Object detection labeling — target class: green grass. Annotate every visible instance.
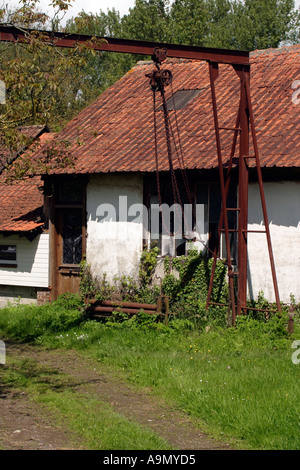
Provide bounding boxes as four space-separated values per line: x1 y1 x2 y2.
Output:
46 321 300 449
0 356 171 450
1 295 300 450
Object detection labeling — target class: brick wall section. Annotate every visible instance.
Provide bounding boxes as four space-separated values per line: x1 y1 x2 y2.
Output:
37 288 51 305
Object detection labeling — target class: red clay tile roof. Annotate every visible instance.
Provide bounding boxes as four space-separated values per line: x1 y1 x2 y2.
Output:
0 130 54 232
0 125 50 172
32 44 300 174
0 176 44 232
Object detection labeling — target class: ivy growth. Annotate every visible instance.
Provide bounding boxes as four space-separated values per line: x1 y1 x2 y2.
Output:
138 243 159 287
79 246 161 305
162 249 228 323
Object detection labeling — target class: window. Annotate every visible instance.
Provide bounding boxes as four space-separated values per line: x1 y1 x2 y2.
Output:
62 211 83 265
147 177 188 257
145 174 205 257
145 175 237 260
157 89 201 112
0 245 17 267
54 177 85 267
56 177 84 205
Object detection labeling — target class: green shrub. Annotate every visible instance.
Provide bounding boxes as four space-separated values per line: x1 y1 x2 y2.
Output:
79 245 161 305
139 243 159 287
79 245 296 335
162 249 228 325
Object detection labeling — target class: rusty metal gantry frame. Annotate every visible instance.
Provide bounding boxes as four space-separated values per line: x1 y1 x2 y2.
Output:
0 25 282 321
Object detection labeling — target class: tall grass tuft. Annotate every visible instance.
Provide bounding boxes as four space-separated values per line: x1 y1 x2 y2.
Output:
0 293 83 342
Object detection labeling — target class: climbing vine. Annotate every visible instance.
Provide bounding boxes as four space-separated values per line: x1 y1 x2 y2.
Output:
79 245 229 324
138 243 159 287
162 249 228 322
79 245 160 304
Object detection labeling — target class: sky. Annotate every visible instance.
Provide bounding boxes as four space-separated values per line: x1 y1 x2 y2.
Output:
6 0 300 24
46 0 136 19
7 0 136 21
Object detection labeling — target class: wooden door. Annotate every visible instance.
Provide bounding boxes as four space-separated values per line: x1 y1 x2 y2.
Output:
50 177 86 300
55 208 83 297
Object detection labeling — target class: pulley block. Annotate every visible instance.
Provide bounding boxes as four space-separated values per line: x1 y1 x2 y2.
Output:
145 68 173 92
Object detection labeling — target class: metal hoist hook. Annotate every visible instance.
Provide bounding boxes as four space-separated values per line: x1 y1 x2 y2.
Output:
145 47 172 92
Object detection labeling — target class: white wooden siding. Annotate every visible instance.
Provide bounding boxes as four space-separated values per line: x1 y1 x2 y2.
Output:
0 233 49 287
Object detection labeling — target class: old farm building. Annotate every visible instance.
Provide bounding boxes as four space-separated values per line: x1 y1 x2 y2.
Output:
0 44 300 307
0 127 54 306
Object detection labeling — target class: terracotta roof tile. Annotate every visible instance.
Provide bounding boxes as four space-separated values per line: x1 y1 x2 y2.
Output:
0 176 44 232
0 125 49 172
29 44 300 174
0 130 54 232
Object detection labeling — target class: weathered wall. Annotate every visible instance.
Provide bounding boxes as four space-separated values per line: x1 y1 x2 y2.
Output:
86 174 144 283
85 176 300 304
247 181 300 303
0 285 37 308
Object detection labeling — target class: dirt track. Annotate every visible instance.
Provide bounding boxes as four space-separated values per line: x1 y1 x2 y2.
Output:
0 342 233 450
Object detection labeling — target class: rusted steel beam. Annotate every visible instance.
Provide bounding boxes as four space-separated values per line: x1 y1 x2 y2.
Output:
91 299 157 310
208 301 229 307
288 311 294 335
0 24 250 65
208 61 237 324
241 305 277 314
94 306 158 315
209 302 277 315
244 77 282 314
236 66 250 316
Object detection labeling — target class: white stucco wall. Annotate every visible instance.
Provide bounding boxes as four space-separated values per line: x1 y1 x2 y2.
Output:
86 175 300 303
247 181 300 303
86 174 144 282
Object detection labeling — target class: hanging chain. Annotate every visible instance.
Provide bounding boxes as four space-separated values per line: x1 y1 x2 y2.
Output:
160 85 183 210
153 90 162 207
147 54 227 262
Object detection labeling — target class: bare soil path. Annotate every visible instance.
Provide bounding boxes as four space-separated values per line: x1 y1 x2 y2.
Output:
0 342 234 451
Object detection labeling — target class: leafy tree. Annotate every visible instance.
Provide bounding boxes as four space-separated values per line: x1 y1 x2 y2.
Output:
121 0 171 42
1 0 299 175
0 0 102 171
168 0 299 49
64 1 172 94
168 0 210 45
65 10 136 93
65 8 123 37
240 0 299 49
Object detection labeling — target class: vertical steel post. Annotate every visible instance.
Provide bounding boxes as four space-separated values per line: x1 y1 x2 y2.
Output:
236 66 250 315
206 104 241 311
244 76 282 314
207 63 281 318
209 61 236 323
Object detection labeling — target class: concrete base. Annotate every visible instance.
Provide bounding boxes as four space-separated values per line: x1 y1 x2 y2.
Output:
0 285 51 308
